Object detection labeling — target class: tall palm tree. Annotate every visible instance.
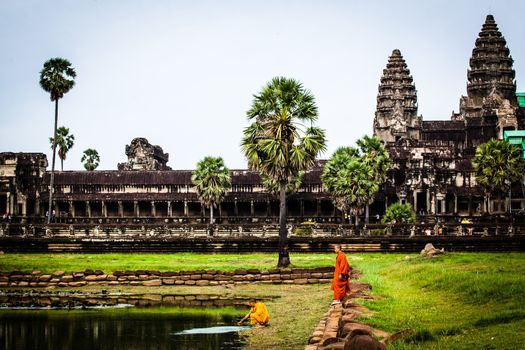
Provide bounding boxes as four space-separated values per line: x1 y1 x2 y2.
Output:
241 77 326 267
49 126 75 171
81 149 100 171
356 135 391 223
191 156 232 225
472 139 525 213
40 58 76 223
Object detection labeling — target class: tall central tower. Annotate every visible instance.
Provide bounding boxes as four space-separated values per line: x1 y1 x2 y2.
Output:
373 49 421 142
459 14 517 119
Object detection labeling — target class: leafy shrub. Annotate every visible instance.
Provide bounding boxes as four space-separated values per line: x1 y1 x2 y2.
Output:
381 203 416 224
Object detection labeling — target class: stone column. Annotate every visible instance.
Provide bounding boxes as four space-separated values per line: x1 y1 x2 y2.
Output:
429 193 435 215
250 201 254 217
234 199 238 216
441 199 446 214
102 201 107 217
134 201 139 217
151 201 156 217
413 191 418 212
454 194 458 214
426 189 431 213
69 201 75 217
218 203 222 218
167 201 172 217
86 201 91 218
118 201 123 217
184 200 188 216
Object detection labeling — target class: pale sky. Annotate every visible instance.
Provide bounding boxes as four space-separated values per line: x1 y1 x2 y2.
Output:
1 0 524 170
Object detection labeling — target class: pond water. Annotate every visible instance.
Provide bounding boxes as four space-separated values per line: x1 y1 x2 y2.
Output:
0 306 247 350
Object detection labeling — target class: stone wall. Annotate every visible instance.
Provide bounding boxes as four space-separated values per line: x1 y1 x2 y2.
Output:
0 267 352 289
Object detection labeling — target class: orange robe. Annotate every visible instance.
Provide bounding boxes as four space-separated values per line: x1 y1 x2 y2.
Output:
249 302 270 325
331 251 351 300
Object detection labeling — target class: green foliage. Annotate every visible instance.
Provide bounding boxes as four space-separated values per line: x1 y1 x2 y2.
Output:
81 148 100 171
381 202 416 224
49 126 75 171
322 136 390 217
241 77 326 186
472 138 525 195
39 58 76 101
191 156 231 222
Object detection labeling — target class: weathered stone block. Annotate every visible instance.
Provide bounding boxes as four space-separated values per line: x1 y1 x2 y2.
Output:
190 274 201 280
174 280 185 285
52 270 65 277
143 280 162 286
234 269 247 275
195 280 209 286
129 281 142 286
185 280 196 285
162 279 175 285
293 279 308 284
307 278 319 284
107 275 117 281
201 274 214 280
39 275 52 282
311 272 324 278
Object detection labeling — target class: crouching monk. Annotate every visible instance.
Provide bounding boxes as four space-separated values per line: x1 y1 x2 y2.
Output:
331 244 351 305
238 299 270 326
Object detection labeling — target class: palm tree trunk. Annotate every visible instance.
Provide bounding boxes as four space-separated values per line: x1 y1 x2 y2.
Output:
61 157 63 172
210 205 214 224
365 204 370 224
278 181 290 267
47 99 59 224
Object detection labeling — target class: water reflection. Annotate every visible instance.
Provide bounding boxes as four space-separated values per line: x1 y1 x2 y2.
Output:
0 307 246 350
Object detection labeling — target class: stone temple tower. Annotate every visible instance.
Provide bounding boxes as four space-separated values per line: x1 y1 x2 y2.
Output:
373 49 421 142
458 14 517 120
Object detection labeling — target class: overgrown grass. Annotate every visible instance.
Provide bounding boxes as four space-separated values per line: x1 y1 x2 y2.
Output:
350 253 525 349
0 252 335 273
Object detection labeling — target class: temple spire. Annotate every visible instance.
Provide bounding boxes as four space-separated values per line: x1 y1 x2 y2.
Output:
466 14 516 105
373 49 421 142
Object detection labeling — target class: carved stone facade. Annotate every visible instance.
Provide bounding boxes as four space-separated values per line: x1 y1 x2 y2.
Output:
117 138 171 171
376 15 524 216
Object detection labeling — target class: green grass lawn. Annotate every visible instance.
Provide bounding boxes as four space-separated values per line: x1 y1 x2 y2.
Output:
1 252 524 349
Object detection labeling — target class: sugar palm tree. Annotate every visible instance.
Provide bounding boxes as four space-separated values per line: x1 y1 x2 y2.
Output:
191 156 232 224
40 58 76 223
472 139 525 213
322 147 378 230
49 126 75 171
81 149 100 171
241 77 326 267
356 135 391 223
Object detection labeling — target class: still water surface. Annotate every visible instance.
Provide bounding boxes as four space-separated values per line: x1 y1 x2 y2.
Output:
0 307 247 350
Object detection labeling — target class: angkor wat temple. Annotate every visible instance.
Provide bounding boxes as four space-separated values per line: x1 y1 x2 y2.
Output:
1 15 524 225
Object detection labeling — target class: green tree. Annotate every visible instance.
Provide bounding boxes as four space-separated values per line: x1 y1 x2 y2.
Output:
381 202 416 224
81 149 100 171
472 139 525 213
40 58 76 223
191 156 232 225
241 77 326 267
356 135 391 223
49 126 75 171
322 147 378 229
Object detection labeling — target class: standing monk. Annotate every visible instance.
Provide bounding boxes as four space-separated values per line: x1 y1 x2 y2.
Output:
331 244 350 305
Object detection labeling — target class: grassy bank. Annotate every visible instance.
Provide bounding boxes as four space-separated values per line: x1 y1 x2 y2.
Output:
1 252 524 349
0 252 334 273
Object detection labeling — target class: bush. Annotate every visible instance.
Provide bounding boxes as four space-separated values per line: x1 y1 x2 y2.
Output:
381 203 416 224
